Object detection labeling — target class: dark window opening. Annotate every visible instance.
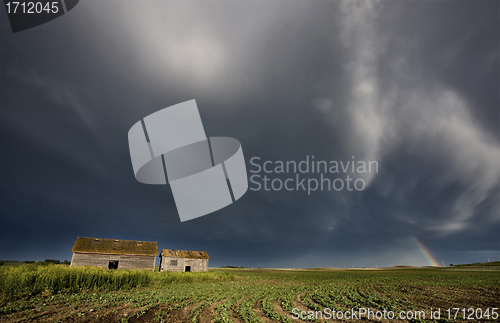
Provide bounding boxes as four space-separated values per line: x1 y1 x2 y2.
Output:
185 266 191 272
170 259 178 266
108 260 119 269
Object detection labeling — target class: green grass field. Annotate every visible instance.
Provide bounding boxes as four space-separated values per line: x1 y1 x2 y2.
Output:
0 263 499 322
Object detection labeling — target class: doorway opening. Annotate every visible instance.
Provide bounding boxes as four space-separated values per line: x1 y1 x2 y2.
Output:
108 260 119 269
185 266 191 272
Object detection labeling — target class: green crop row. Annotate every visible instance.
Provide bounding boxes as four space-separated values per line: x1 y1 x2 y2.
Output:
0 264 235 298
1 266 499 322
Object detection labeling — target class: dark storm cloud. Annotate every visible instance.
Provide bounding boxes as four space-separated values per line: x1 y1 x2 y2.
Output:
0 1 498 267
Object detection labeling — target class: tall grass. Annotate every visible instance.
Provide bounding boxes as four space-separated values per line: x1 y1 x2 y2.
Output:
0 264 234 298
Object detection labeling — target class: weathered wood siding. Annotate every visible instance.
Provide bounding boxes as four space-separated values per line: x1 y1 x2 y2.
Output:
71 252 155 271
160 256 208 272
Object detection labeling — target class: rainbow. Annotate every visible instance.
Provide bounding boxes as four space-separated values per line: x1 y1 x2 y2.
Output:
411 236 441 267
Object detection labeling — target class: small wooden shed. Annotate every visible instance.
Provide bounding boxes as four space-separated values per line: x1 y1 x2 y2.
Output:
70 237 158 271
159 249 210 272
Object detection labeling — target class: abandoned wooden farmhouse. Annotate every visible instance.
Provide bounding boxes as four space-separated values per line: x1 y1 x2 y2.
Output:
70 237 158 271
159 249 210 272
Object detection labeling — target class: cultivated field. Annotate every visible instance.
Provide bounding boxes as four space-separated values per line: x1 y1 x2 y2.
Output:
0 263 499 322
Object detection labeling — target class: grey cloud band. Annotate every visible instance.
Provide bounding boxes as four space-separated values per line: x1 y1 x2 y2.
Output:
128 100 248 222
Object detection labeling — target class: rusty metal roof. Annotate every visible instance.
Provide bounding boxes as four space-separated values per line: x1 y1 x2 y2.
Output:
72 237 158 256
161 249 210 259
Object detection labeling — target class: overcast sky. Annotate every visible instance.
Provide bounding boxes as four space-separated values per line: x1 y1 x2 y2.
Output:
1 0 498 268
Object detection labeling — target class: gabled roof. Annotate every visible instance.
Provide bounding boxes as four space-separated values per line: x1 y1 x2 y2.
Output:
72 237 158 256
161 249 210 259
